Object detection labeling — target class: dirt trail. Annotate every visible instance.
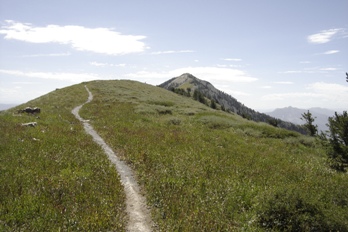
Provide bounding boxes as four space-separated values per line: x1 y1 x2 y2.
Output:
72 85 153 232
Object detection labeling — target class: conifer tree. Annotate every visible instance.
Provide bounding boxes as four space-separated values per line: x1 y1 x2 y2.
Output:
322 111 348 171
301 110 318 136
210 99 217 109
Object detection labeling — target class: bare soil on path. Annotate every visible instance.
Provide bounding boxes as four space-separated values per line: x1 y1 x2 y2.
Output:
72 85 153 232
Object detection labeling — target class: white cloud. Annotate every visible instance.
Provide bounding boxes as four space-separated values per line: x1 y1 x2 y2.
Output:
0 20 147 55
0 69 101 83
274 81 293 85
280 70 306 74
307 82 348 106
228 90 250 96
22 52 71 57
222 58 242 61
308 82 348 94
90 62 126 67
319 67 337 71
323 50 339 55
90 62 108 67
261 82 348 109
125 66 257 84
151 50 194 55
307 28 343 44
260 86 272 89
262 92 323 101
281 66 338 74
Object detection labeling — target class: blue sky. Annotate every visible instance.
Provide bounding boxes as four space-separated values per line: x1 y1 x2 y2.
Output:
0 0 347 110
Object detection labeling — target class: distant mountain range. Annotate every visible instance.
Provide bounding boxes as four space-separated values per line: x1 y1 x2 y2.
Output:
266 107 337 132
159 73 306 134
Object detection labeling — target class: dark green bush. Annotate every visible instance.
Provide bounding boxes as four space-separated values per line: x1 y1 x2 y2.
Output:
258 190 345 231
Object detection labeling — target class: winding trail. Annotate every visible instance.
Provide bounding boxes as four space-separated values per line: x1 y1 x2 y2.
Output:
72 85 153 232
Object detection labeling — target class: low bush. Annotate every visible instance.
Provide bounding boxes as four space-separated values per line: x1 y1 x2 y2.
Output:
167 117 181 125
258 190 346 231
197 115 236 129
147 100 175 107
284 136 317 147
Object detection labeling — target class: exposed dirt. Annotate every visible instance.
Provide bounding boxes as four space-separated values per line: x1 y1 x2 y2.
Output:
72 85 153 232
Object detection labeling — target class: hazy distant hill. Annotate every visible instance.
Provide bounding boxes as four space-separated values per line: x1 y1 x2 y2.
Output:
159 73 306 134
266 106 336 132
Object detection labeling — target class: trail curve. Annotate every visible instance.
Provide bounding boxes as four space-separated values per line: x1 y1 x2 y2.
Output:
72 85 153 232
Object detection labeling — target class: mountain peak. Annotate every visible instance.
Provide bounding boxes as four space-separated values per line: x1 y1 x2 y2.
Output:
172 73 197 85
159 73 306 134
179 73 195 78
158 73 211 92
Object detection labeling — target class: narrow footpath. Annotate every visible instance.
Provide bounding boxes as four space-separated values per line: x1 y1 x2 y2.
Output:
72 85 153 232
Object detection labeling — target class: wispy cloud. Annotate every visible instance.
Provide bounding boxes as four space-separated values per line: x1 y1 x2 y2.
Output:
262 82 348 109
151 50 194 55
308 82 348 93
89 62 126 67
125 66 257 84
280 70 307 74
319 67 337 71
307 82 348 105
280 66 339 74
89 62 108 67
322 50 339 55
228 90 250 96
307 28 343 44
22 52 71 57
221 58 242 62
260 86 272 89
0 20 147 55
262 92 323 101
0 69 101 83
273 81 293 85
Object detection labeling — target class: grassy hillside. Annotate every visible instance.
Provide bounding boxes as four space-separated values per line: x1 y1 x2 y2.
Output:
0 84 126 231
1 80 348 231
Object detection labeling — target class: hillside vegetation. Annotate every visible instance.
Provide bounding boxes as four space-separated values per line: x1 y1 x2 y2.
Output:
0 84 126 231
1 80 348 231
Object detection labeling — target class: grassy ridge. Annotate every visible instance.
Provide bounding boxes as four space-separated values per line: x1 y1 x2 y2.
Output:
1 80 347 231
0 84 126 231
81 80 348 231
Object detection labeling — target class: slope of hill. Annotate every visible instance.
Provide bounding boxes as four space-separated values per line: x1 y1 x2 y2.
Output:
1 80 347 231
0 84 127 231
159 73 306 134
267 106 336 132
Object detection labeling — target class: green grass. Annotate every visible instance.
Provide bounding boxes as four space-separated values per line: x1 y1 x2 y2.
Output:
1 80 347 231
0 84 126 231
79 80 348 231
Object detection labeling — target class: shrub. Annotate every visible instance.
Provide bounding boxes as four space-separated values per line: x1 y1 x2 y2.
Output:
198 115 234 129
258 190 343 231
284 136 316 147
148 100 175 107
167 117 181 125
